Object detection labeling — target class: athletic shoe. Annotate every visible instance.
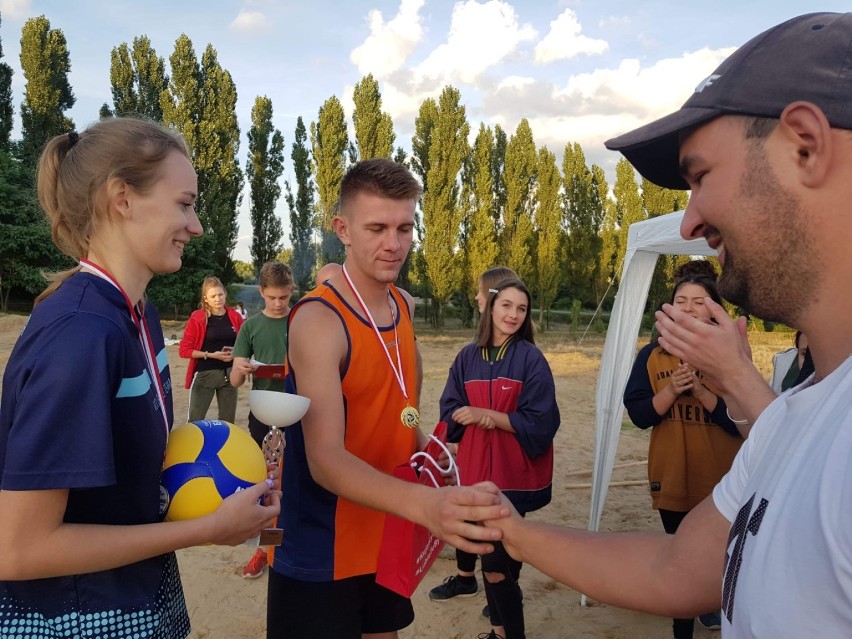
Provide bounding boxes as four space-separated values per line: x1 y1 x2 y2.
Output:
476 632 504 639
428 575 478 601
241 548 268 579
698 612 722 630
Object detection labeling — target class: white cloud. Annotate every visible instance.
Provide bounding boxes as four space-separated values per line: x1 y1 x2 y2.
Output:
478 46 735 172
229 10 271 33
350 0 426 78
415 0 536 85
534 8 608 64
557 47 734 119
0 0 31 19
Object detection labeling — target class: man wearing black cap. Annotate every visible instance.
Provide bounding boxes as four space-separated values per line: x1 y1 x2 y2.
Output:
485 12 852 638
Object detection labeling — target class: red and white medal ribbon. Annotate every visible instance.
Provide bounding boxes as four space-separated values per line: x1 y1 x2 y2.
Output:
79 259 170 440
341 264 419 428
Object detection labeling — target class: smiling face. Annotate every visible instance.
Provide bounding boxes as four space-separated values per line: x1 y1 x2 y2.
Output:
335 191 415 288
678 116 819 324
490 286 529 345
672 282 713 323
123 150 202 278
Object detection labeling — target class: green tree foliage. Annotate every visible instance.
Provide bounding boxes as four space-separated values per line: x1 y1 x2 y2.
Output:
613 158 646 285
491 124 508 239
411 98 437 194
0 17 14 150
310 96 348 264
160 34 200 152
284 116 316 292
161 38 243 281
421 86 469 327
462 124 499 313
0 150 71 310
409 97 439 302
246 95 285 275
562 142 604 306
232 260 254 282
103 36 167 120
595 164 618 296
19 16 75 168
535 146 561 328
502 119 537 282
393 146 407 166
642 178 691 311
106 43 134 116
194 45 243 282
352 74 394 160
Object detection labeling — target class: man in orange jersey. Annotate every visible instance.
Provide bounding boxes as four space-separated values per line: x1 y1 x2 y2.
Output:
266 158 507 639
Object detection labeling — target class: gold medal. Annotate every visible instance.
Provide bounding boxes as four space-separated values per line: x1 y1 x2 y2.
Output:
401 405 420 429
342 265 418 431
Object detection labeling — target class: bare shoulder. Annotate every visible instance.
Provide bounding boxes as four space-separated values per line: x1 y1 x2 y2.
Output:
396 287 416 318
289 299 347 359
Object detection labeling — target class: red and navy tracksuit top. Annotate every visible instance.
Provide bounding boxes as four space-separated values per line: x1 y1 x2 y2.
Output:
441 338 560 514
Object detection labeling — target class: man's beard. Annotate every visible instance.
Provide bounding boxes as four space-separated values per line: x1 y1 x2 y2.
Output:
716 144 819 325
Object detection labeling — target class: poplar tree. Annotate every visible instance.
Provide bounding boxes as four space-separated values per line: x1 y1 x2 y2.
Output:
195 44 243 281
246 95 285 274
463 123 499 312
411 98 438 193
311 96 348 264
491 124 508 239
409 97 439 305
562 142 603 306
502 119 537 282
643 178 691 310
421 86 469 326
154 35 239 303
536 146 561 327
352 73 394 160
106 43 135 116
284 116 315 292
613 158 646 285
161 34 201 153
593 164 618 298
0 16 13 149
19 15 75 168
103 36 168 120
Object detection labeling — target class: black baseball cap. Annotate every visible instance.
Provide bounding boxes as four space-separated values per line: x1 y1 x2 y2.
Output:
605 12 852 190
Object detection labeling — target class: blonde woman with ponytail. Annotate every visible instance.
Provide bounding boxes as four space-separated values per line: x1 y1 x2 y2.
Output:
0 118 280 637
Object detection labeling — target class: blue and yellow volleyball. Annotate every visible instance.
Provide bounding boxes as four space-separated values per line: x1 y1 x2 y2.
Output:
161 420 266 521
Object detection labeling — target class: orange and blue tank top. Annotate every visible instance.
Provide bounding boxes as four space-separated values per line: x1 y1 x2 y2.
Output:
273 281 418 581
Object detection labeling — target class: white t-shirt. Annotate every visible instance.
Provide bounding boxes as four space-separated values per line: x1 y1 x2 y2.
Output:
713 356 852 638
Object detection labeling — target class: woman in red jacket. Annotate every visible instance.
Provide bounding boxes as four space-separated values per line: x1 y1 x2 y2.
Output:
440 278 560 639
179 276 243 422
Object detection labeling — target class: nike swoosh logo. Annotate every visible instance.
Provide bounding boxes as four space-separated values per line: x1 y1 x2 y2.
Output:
501 385 512 390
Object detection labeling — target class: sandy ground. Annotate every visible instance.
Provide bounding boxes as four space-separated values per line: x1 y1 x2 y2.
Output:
2 313 790 638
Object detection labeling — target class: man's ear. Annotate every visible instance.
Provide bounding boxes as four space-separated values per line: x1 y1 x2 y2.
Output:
778 101 833 187
332 215 351 247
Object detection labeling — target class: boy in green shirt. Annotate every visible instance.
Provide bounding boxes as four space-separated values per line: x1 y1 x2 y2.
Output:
230 260 295 578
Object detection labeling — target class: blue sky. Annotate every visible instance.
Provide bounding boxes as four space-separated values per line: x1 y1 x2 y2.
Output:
0 1 847 260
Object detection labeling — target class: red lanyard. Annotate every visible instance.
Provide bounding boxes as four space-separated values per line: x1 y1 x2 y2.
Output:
79 260 170 440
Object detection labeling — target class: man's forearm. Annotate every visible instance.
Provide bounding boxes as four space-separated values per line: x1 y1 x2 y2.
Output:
499 499 726 617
